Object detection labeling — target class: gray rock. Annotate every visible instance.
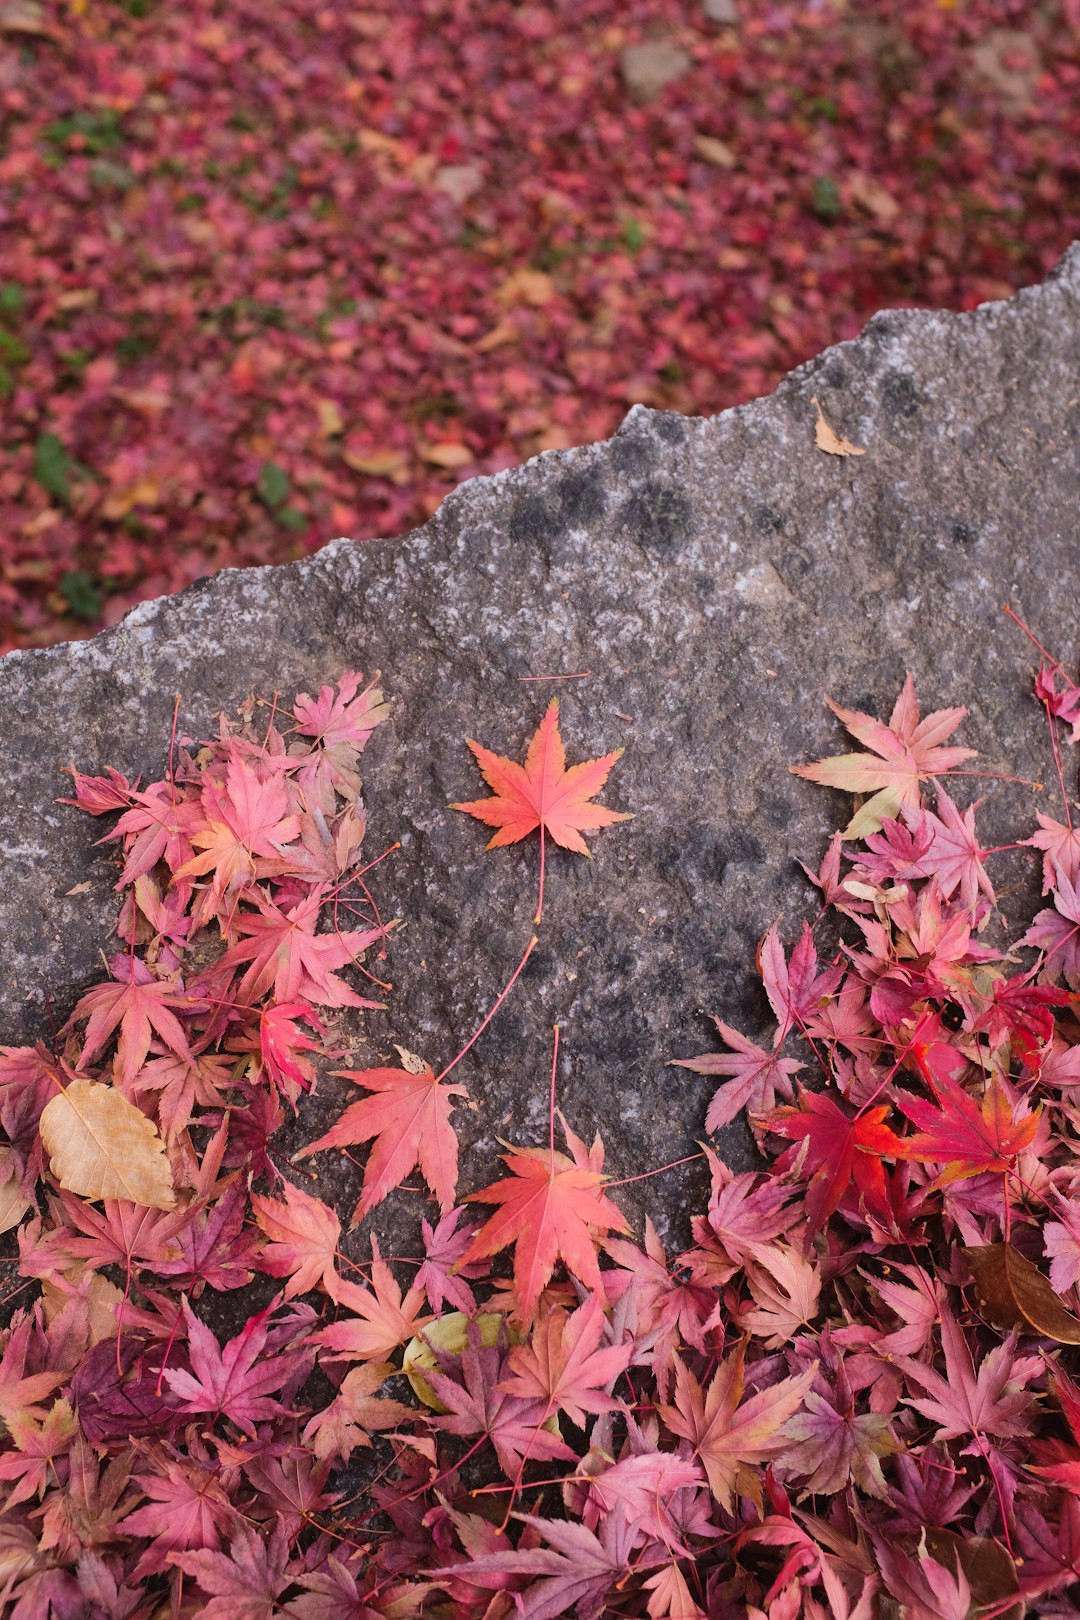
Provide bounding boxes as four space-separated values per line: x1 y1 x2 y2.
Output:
703 0 739 24
620 41 692 100
2 249 1079 1252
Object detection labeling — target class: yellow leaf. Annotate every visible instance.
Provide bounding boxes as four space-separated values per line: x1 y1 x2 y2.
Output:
40 1080 175 1209
497 267 556 307
317 399 344 438
693 134 737 169
343 447 408 479
421 441 473 469
812 395 866 458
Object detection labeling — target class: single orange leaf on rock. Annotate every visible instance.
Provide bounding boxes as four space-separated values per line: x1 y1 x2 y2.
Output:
460 1119 628 1322
295 1052 465 1224
450 698 630 856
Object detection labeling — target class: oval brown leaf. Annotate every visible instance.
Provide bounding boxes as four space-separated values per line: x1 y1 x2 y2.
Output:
40 1079 175 1209
924 1528 1023 1620
966 1241 1080 1344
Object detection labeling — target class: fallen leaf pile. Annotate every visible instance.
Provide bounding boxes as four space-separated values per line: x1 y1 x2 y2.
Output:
6 639 1080 1614
0 0 1078 648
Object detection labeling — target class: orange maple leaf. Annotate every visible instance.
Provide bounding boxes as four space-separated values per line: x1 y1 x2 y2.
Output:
452 699 629 847
894 1067 1040 1187
460 1118 629 1322
294 1059 465 1224
659 1341 815 1511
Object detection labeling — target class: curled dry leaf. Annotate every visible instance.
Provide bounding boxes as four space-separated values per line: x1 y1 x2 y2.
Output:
966 1242 1080 1345
812 394 866 458
39 1079 175 1210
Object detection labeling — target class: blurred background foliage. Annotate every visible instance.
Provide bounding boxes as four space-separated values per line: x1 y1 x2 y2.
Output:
0 0 1076 648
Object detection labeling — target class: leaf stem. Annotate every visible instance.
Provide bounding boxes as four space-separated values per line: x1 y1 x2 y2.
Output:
434 934 539 1085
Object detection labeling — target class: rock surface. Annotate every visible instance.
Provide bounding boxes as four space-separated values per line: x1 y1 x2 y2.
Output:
1 248 1079 1245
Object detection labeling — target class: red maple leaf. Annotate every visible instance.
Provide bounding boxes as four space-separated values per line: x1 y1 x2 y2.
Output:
294 1058 465 1222
894 1308 1037 1446
791 673 977 839
451 699 630 918
115 1456 238 1578
460 1118 629 1322
894 1069 1040 1186
310 1238 430 1362
760 1087 905 1230
427 1317 577 1478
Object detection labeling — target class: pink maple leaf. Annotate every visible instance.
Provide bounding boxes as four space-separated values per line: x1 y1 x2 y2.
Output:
163 1300 310 1435
499 1293 632 1429
218 886 387 1009
66 954 202 1087
670 1017 802 1131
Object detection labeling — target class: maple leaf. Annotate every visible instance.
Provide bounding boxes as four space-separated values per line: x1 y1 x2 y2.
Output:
310 1237 431 1361
256 1000 323 1098
758 920 843 1040
0 1397 77 1509
1020 867 1080 989
736 1243 822 1346
461 1118 629 1322
499 1293 632 1428
434 1508 645 1620
451 697 631 855
894 1070 1040 1186
760 1088 904 1231
101 780 201 888
415 1205 486 1315
66 954 199 1087
0 1314 65 1428
670 1017 803 1131
300 1360 413 1462
1025 811 1080 892
791 674 977 839
252 1179 342 1300
153 1180 261 1292
659 1342 815 1510
906 789 996 909
169 1524 294 1620
296 1057 465 1223
163 1300 310 1435
172 752 301 914
427 1316 577 1477
55 1192 191 1272
779 1357 897 1495
894 1310 1038 1450
217 885 387 1009
115 1455 238 1577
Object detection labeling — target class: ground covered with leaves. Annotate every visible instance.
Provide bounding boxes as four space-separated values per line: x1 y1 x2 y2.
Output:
0 0 1077 647
4 629 1080 1615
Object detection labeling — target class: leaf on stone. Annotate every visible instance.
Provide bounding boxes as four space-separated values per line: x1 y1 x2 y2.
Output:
451 698 631 856
812 394 865 457
966 1242 1080 1344
40 1078 175 1209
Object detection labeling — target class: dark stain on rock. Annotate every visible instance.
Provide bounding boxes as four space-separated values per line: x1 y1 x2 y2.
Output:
951 519 978 547
621 479 691 552
881 369 922 420
509 469 608 551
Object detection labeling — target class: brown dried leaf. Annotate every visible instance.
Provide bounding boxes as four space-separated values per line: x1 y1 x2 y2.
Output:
923 1529 1023 1620
40 1079 175 1209
812 395 866 458
966 1242 1080 1344
0 1149 31 1234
